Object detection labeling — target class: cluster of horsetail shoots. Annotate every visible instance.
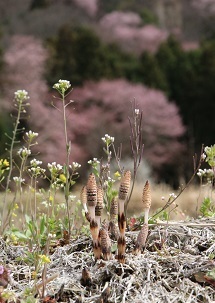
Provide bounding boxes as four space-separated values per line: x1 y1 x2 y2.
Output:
83 173 112 261
134 180 151 255
117 170 131 263
82 172 151 262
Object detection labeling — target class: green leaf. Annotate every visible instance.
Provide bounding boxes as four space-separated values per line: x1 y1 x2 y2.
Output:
40 215 46 235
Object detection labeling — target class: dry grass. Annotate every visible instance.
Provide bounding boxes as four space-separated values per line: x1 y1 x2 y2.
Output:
1 218 215 302
0 182 213 229
128 183 214 220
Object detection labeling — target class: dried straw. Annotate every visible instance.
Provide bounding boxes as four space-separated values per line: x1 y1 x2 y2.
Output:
1 218 215 302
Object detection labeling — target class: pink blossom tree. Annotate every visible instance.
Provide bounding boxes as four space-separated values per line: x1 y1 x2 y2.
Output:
71 79 185 172
98 11 168 55
72 0 98 17
2 35 87 166
191 0 215 15
2 36 185 180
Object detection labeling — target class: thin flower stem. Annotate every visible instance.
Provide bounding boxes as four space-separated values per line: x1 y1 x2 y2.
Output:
1 100 23 234
62 93 71 236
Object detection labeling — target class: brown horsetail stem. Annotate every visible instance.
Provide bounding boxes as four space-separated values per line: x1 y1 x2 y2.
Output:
142 180 151 224
117 170 131 263
134 223 149 255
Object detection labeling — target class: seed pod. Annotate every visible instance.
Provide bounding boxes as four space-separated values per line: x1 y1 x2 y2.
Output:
110 197 118 221
134 223 148 255
118 170 131 201
86 173 97 220
100 228 112 261
95 185 104 217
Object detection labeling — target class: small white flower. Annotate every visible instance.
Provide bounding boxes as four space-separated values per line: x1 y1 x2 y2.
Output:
53 79 71 93
169 193 177 199
71 162 81 169
26 130 38 139
14 90 30 102
107 176 115 183
48 162 62 171
201 153 206 160
88 158 100 165
161 196 165 200
69 195 76 201
17 147 31 157
135 109 140 115
13 176 25 183
30 158 42 167
101 134 114 144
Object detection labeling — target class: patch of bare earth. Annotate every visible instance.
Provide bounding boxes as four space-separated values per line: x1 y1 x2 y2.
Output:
1 218 215 302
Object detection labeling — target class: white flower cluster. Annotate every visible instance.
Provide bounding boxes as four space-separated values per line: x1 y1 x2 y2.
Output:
101 134 115 145
14 90 30 102
29 159 45 176
47 162 63 176
88 158 100 165
201 153 206 160
30 159 43 167
197 168 214 178
17 147 31 158
26 130 38 139
28 166 46 176
53 79 71 94
70 162 81 169
13 176 25 183
169 192 177 199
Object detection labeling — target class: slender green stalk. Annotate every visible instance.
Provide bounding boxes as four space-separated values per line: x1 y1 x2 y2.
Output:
62 92 71 236
53 80 75 237
1 90 29 234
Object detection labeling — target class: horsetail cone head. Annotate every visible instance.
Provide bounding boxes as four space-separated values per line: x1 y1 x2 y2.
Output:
118 170 131 201
80 185 88 213
100 228 112 260
95 185 104 217
142 180 151 210
86 173 97 207
110 197 118 220
134 223 149 255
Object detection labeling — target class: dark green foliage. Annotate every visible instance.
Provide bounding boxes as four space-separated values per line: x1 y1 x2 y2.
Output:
30 0 50 10
46 25 215 157
0 114 13 158
139 8 158 25
138 52 168 92
155 37 215 148
46 25 139 86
